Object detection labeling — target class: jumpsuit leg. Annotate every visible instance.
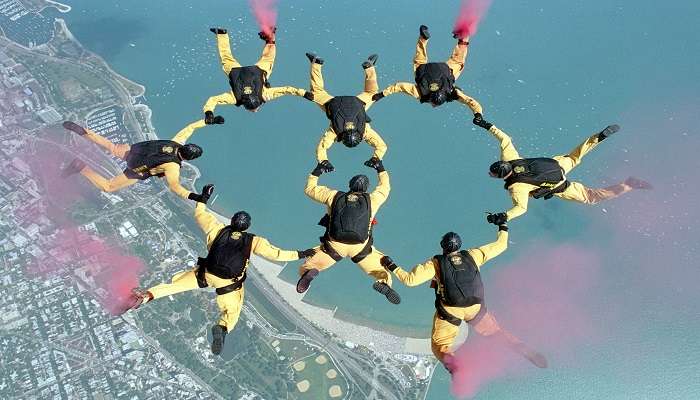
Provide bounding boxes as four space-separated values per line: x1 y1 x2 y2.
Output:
413 36 429 72
309 63 333 108
255 43 276 76
555 181 633 205
214 287 245 332
216 33 242 75
363 65 379 94
553 132 604 174
446 41 468 79
298 245 339 276
354 246 392 286
80 168 138 193
82 129 131 159
147 270 201 299
431 313 461 361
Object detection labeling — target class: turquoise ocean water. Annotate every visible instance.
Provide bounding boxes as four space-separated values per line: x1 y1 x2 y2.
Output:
43 1 700 398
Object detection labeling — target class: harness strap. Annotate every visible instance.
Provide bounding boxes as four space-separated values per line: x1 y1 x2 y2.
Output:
467 303 488 326
195 258 208 288
215 272 247 295
319 239 343 261
350 236 374 263
435 297 462 327
531 179 571 200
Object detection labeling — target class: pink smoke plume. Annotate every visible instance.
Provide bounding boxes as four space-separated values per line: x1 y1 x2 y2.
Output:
14 137 146 316
249 0 277 36
453 0 493 38
450 243 602 398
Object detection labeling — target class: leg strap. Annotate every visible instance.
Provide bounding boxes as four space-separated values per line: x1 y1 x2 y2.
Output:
435 297 462 327
350 236 374 264
215 273 246 296
320 239 343 262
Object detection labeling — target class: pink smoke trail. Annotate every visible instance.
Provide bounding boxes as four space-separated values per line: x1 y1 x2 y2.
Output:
248 0 277 36
453 0 493 38
450 243 602 398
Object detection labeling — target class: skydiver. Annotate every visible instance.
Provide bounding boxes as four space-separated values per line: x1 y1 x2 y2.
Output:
123 185 316 355
372 25 483 117
61 119 221 200
473 115 653 223
296 157 400 304
380 225 548 373
203 27 312 118
305 52 387 171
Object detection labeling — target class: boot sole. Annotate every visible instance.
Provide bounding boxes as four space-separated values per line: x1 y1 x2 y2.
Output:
211 325 226 355
296 269 319 294
372 282 401 304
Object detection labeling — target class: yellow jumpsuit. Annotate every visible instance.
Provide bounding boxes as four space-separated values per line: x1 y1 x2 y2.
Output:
300 172 392 286
146 203 300 332
489 125 635 221
391 230 514 361
202 32 306 113
79 119 207 199
380 34 483 115
309 62 388 162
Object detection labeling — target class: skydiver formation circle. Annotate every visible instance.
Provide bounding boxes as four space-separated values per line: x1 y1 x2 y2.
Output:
60 15 652 377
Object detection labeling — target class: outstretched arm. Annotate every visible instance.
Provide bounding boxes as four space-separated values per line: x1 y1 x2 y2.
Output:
454 88 483 115
387 257 437 287
171 119 207 144
506 186 530 221
263 86 307 102
304 174 338 207
488 125 521 162
382 82 421 99
162 164 192 199
202 92 236 114
364 126 388 160
468 228 509 268
251 236 300 262
316 128 337 162
194 202 226 247
369 170 391 210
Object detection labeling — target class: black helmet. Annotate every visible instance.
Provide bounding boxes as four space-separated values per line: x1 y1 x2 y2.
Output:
242 96 261 111
341 129 362 148
489 161 512 178
430 91 447 106
231 211 251 231
348 174 369 192
440 232 462 254
180 144 203 160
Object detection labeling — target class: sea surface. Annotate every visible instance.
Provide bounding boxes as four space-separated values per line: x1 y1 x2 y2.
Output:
37 1 700 399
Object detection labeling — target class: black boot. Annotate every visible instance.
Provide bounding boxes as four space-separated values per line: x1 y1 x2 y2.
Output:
258 26 276 44
211 325 227 355
362 54 379 69
61 158 86 178
625 177 653 190
372 282 401 304
419 25 430 40
62 121 87 136
597 124 620 141
209 27 227 35
305 52 324 65
296 269 319 293
120 288 151 314
512 343 548 369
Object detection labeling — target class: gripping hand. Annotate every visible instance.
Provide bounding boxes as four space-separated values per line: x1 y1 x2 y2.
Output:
372 92 385 102
364 157 385 173
380 256 398 272
297 248 317 259
486 212 508 226
473 113 493 130
188 184 215 204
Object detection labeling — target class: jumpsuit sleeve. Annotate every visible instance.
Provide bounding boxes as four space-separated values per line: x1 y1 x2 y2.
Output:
304 174 338 207
369 171 391 211
171 119 207 145
315 128 337 162
506 185 530 221
162 164 191 199
263 86 306 102
251 236 300 262
194 202 226 247
392 258 437 287
382 82 421 99
467 230 509 268
202 92 237 113
453 88 483 115
364 128 388 160
488 125 521 162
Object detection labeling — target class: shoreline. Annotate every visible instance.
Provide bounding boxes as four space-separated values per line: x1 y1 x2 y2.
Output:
39 0 71 14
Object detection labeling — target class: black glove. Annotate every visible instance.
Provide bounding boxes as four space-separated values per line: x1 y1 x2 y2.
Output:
364 157 385 172
188 184 215 204
204 111 215 124
486 212 508 226
206 115 225 125
210 28 227 35
303 91 314 101
297 248 316 259
380 256 398 272
311 160 334 176
498 223 508 232
372 92 385 102
473 113 493 130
